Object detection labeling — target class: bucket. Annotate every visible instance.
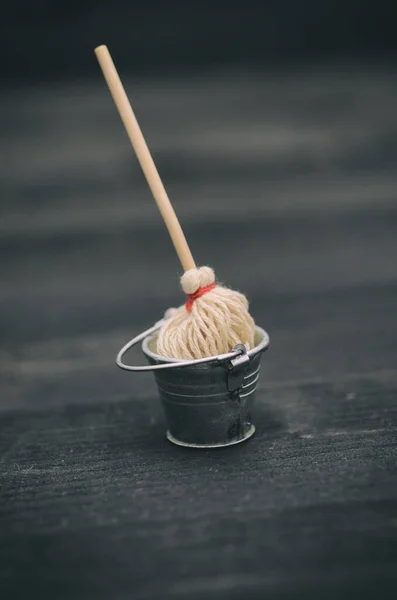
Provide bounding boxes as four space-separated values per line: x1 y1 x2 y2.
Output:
116 311 270 448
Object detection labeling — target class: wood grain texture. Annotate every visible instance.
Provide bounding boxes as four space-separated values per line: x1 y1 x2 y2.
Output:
1 69 397 599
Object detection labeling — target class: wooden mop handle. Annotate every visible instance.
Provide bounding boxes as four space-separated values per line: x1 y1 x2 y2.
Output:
94 45 196 272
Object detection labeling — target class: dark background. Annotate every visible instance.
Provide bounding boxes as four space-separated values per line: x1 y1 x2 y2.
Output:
1 2 397 599
2 0 397 85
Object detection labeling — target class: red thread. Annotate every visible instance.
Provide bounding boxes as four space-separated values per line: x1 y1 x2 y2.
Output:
185 283 216 312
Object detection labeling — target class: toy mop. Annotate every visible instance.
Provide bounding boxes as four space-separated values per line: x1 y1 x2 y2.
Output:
95 45 270 448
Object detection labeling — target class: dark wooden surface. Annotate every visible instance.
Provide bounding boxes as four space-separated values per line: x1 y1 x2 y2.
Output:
1 68 397 599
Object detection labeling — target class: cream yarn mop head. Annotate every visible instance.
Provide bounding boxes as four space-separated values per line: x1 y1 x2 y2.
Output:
156 266 256 360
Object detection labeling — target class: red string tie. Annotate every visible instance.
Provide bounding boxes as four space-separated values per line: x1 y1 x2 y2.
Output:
185 283 216 312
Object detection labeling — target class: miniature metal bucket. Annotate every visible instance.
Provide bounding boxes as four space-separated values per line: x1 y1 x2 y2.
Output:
116 312 270 448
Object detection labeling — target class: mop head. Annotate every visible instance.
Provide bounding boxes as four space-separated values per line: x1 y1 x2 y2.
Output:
156 266 256 360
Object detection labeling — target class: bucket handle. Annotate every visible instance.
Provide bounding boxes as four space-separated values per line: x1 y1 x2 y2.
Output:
116 311 269 372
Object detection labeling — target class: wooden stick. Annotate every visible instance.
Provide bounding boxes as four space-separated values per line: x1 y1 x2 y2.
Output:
94 45 196 272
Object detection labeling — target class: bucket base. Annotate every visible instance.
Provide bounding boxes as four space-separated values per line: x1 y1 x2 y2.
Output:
166 425 256 449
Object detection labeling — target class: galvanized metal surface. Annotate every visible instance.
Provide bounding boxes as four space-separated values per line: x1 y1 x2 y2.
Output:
142 327 269 448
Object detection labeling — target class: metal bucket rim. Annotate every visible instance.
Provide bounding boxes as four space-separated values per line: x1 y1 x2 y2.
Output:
142 325 269 366
116 310 270 372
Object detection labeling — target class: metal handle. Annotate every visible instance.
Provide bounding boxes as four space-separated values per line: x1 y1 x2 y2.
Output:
116 311 249 372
